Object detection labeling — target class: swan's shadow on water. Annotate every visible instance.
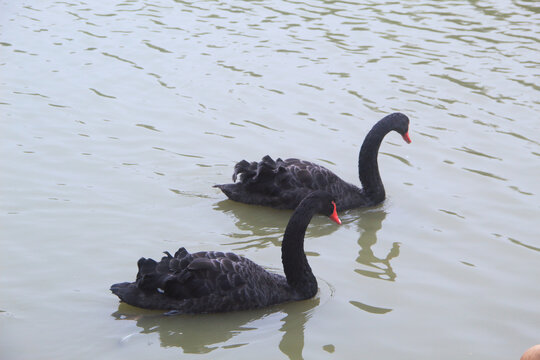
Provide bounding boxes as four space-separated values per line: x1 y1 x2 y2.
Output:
213 200 340 251
112 295 322 359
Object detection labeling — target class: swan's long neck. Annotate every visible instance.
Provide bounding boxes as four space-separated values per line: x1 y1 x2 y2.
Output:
281 205 317 298
358 119 392 204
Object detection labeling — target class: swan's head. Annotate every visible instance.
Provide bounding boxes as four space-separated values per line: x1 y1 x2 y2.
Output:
302 191 342 225
390 112 412 144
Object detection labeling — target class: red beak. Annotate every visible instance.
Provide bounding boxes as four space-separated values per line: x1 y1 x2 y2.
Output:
329 201 341 225
402 132 411 144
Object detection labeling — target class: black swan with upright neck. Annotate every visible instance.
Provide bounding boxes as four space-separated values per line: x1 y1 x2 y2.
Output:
214 112 411 211
110 191 341 313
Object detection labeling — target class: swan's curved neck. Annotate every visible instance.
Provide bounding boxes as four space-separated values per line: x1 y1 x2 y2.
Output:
358 119 391 204
281 205 317 297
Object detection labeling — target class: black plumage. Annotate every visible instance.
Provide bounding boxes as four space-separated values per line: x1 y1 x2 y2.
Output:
110 191 341 313
214 112 411 211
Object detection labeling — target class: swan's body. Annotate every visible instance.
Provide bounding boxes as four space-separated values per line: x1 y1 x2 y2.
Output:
214 112 411 211
110 191 341 313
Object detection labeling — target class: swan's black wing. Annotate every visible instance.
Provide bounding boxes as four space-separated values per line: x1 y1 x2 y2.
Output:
110 247 289 313
138 249 247 298
214 155 362 210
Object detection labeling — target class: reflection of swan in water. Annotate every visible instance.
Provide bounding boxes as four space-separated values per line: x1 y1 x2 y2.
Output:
111 295 321 358
277 297 320 360
348 208 397 315
213 199 340 252
354 208 399 282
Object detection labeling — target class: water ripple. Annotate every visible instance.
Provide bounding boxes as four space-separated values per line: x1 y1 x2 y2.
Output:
462 167 508 181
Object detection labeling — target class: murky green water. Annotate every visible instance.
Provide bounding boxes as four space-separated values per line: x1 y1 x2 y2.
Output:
1 1 539 359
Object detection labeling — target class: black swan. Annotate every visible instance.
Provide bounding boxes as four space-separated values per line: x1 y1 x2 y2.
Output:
110 191 341 313
214 112 411 211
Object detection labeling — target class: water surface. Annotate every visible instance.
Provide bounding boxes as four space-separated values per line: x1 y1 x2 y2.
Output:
1 1 539 359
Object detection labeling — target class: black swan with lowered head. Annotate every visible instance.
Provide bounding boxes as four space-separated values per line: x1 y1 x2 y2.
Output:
110 191 341 313
214 112 411 211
